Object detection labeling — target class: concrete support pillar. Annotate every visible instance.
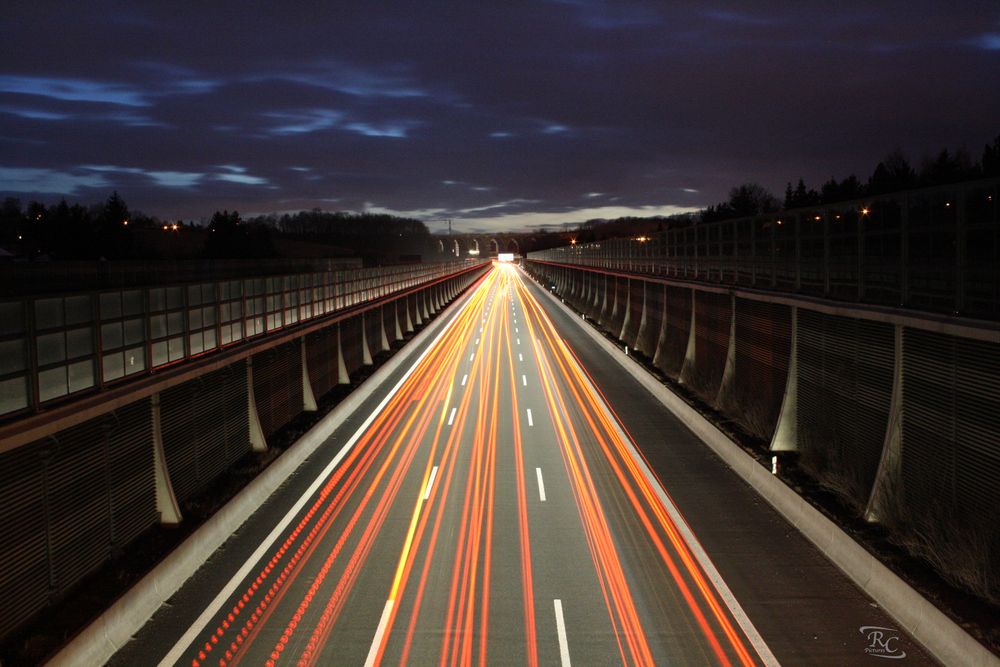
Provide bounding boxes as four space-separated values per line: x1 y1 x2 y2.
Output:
301 337 317 411
422 289 430 320
413 293 424 327
634 280 649 352
151 392 182 524
379 305 391 352
405 295 415 332
770 306 799 451
336 323 350 384
609 277 619 325
618 279 631 341
246 358 268 451
599 275 609 323
679 289 697 385
361 312 373 366
716 294 738 408
865 324 904 522
652 285 669 368
393 300 404 340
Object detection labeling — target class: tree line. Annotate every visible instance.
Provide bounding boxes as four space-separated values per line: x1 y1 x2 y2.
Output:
0 196 434 261
701 132 1000 222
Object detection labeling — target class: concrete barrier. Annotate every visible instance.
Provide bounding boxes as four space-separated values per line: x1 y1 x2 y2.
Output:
48 282 478 667
532 267 999 667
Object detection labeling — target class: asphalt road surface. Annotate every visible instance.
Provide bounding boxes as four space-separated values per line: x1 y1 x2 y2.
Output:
108 263 937 666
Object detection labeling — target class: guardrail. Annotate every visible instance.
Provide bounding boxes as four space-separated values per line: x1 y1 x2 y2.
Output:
524 250 1000 635
530 177 1000 321
0 261 472 422
0 259 490 646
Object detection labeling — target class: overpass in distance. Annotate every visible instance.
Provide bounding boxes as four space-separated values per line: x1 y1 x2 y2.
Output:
0 177 997 665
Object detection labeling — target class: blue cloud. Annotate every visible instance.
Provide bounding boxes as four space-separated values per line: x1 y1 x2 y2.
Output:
0 106 71 121
213 166 269 185
971 33 1000 50
343 121 414 138
0 166 108 194
264 109 343 135
0 75 148 106
148 171 204 188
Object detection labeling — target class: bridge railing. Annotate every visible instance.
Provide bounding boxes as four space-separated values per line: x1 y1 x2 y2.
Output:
526 186 1000 609
0 258 490 645
0 260 474 421
529 177 1000 321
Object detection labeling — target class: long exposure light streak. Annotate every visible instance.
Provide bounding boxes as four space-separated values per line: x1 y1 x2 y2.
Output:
167 263 773 667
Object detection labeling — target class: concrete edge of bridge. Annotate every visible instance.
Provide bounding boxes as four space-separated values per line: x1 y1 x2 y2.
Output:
526 266 999 667
47 279 482 667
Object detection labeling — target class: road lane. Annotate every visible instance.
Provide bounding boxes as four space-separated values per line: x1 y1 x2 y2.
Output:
108 262 935 666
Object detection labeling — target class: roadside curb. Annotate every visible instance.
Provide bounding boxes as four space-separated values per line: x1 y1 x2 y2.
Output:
532 270 998 667
48 286 475 667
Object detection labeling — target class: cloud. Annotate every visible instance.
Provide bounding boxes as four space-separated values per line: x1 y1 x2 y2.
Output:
0 75 148 106
343 121 415 138
212 165 269 185
0 166 108 194
264 109 343 135
0 106 71 121
262 108 415 138
148 171 204 188
81 164 204 188
970 33 1000 50
449 203 700 233
264 62 430 99
2 3 997 226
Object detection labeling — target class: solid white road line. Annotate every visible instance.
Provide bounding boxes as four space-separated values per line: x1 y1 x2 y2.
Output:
156 286 477 667
364 600 394 667
536 468 547 502
461 374 468 386
526 408 533 426
448 407 457 426
423 466 439 500
554 599 571 667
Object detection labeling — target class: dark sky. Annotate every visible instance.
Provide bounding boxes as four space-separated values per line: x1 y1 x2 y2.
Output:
2 1 998 233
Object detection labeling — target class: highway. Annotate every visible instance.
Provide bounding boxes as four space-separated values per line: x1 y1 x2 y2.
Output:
109 263 936 666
